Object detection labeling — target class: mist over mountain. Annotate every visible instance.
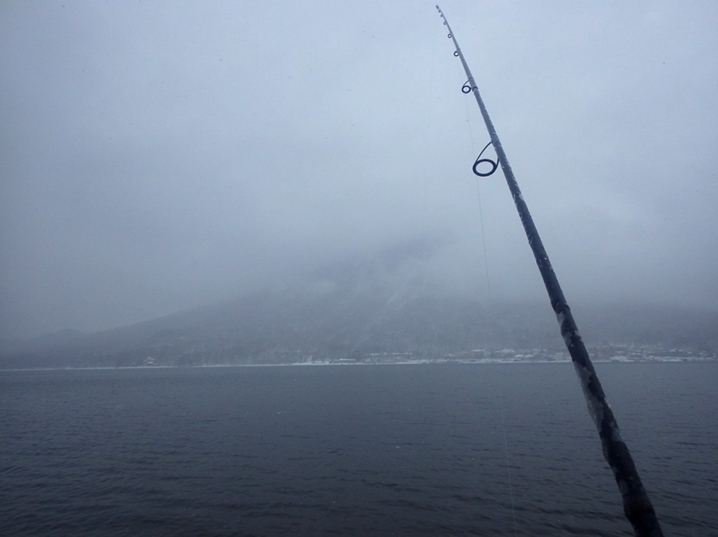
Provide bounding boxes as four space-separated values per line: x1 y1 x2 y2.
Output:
3 3 717 342
2 242 716 370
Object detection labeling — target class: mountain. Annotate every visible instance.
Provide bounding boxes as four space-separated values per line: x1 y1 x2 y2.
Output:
2 241 717 369
0 328 85 356
1 289 717 369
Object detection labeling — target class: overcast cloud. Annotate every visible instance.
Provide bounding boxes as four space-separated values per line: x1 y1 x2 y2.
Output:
1 1 717 339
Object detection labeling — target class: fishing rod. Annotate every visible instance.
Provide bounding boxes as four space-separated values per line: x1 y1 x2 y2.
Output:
435 6 663 537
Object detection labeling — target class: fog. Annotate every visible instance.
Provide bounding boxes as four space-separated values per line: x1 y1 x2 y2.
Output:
2 1 717 339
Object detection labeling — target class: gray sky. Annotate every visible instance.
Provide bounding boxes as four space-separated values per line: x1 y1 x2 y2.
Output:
2 1 717 339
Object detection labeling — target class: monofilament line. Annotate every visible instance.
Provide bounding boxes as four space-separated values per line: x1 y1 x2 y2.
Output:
460 74 493 303
499 386 519 537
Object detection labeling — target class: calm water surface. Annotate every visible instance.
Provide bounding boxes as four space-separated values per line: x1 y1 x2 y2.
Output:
1 362 716 536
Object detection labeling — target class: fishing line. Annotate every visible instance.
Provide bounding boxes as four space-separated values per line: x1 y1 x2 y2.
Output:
453 22 515 536
498 381 519 537
462 59 514 535
454 26 513 535
459 70 492 303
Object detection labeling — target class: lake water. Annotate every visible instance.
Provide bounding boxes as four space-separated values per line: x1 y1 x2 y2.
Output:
1 362 716 536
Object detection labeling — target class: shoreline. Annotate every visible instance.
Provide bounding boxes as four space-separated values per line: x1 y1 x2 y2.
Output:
1 356 716 373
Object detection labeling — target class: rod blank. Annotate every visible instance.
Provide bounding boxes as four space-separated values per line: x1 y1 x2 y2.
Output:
435 6 664 536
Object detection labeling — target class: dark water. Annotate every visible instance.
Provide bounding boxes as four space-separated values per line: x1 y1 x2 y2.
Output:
1 363 716 536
